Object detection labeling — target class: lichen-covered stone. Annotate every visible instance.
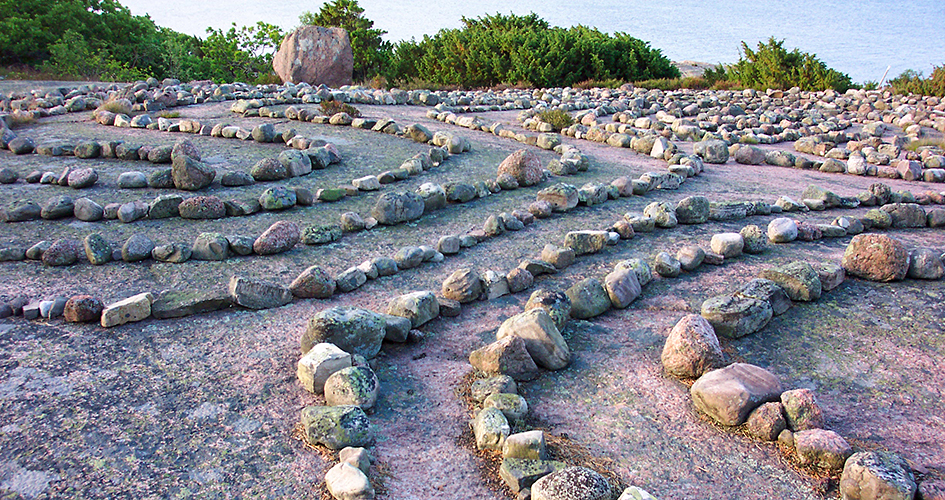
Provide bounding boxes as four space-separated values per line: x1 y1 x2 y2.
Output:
301 405 374 450
302 307 386 359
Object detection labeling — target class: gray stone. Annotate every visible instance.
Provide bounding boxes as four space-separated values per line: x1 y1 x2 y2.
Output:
302 307 386 358
840 452 916 500
661 314 724 379
386 291 439 327
759 261 823 301
531 467 612 500
191 233 230 261
565 278 611 319
324 366 379 410
700 294 772 338
301 405 374 450
690 363 782 426
121 234 154 262
496 309 570 370
227 276 292 310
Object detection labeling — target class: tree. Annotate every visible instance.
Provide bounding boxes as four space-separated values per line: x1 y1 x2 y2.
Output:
299 0 391 82
201 22 284 83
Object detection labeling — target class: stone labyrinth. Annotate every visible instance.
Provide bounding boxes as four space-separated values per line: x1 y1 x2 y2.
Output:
0 79 944 500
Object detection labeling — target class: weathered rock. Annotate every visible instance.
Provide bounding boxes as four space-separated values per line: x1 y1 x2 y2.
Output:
498 149 543 187
817 262 847 291
531 466 612 500
644 201 678 228
297 343 351 394
63 295 104 323
700 295 772 338
101 292 153 328
840 452 917 500
500 459 567 495
604 268 641 309
191 232 229 261
42 238 80 266
371 191 424 225
541 244 575 269
781 388 825 431
758 261 823 301
178 196 225 219
324 366 379 409
484 393 529 421
795 429 852 471
842 234 910 282
228 276 292 310
471 375 517 404
273 26 353 86
676 195 710 224
325 462 375 500
908 248 945 279
503 430 546 460
735 279 792 316
565 278 611 319
690 363 782 425
694 139 729 163
121 234 155 262
563 230 610 256
83 233 112 265
746 402 787 441
41 195 75 220
740 225 768 254
253 221 300 255
290 265 336 299
470 335 540 381
302 307 386 358
386 291 439 327
473 407 511 450
662 314 724 379
171 155 215 190
442 268 482 303
150 289 232 319
301 405 374 450
496 309 570 370
710 233 744 259
536 183 579 212
652 251 680 278
524 290 571 331
882 203 927 228
259 186 297 211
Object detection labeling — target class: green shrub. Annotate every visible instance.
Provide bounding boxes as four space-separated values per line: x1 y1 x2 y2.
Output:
537 109 573 131
320 100 361 117
889 66 945 97
726 37 853 92
41 29 148 81
388 13 678 88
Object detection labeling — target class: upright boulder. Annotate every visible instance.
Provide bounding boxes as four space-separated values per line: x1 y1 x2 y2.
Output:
273 26 353 86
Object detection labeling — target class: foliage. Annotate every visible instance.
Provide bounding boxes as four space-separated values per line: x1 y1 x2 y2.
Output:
387 13 678 88
199 22 284 83
320 100 361 117
537 109 573 131
889 66 945 97
725 37 853 92
0 0 166 72
42 29 148 81
300 0 392 83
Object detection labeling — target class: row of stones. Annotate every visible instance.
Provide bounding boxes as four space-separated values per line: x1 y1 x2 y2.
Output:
666 235 942 499
462 218 942 498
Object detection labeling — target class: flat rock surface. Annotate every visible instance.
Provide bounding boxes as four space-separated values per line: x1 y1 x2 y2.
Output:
1 81 944 499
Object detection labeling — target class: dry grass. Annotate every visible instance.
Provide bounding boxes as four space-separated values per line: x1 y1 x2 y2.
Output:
6 110 37 128
906 137 945 152
95 97 133 115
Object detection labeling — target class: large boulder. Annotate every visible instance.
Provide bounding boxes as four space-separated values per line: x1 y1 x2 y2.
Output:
842 234 910 282
273 26 353 86
690 363 782 426
371 192 424 225
758 261 823 302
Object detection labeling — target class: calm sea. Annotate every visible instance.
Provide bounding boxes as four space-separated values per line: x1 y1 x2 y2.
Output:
123 0 945 84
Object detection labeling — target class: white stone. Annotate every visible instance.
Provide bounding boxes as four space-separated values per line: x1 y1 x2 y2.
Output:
297 343 352 394
100 292 153 328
